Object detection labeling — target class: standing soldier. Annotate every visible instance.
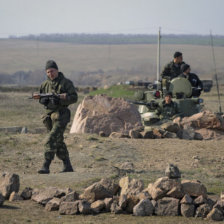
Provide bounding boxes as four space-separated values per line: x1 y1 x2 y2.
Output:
34 60 78 174
161 51 185 81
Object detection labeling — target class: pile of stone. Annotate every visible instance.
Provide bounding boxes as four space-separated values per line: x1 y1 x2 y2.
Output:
111 110 224 140
70 94 224 140
1 168 224 221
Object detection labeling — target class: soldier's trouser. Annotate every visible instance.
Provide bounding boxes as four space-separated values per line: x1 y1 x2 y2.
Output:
42 108 70 161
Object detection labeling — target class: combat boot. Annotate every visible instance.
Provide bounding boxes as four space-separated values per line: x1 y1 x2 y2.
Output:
38 159 51 174
61 158 74 172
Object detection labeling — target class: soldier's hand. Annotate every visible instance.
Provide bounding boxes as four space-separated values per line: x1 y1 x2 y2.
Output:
59 93 67 100
32 92 40 99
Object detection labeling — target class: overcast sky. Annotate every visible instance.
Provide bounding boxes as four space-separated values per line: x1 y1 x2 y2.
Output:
0 0 223 38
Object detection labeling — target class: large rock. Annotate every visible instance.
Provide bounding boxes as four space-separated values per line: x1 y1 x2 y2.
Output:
0 173 20 199
206 208 224 221
181 204 195 217
31 187 67 205
133 199 154 216
59 201 79 215
91 200 105 213
78 200 92 214
195 203 211 218
155 197 179 216
119 176 144 196
45 197 61 211
0 192 5 206
181 180 207 197
148 177 181 200
60 191 79 202
81 178 119 202
181 110 224 131
70 95 142 136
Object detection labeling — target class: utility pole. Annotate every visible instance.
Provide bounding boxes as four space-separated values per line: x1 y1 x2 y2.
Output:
156 27 161 89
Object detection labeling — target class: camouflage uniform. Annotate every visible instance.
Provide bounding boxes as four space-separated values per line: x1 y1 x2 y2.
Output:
156 100 179 120
40 72 77 161
161 61 185 80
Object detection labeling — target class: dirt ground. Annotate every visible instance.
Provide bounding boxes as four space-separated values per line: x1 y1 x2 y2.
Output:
0 89 224 223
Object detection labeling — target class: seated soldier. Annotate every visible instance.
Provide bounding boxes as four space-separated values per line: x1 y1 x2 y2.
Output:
156 92 180 120
180 64 203 97
161 51 185 81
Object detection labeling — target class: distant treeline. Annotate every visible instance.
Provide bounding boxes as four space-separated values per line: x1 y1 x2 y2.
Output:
9 33 224 46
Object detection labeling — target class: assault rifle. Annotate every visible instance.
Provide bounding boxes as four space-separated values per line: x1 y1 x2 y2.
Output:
128 100 159 110
29 93 60 100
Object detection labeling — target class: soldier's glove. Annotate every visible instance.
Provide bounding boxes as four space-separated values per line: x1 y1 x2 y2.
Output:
49 95 60 105
39 97 49 106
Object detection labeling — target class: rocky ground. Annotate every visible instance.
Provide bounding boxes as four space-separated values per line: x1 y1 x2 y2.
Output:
1 89 224 223
0 131 224 223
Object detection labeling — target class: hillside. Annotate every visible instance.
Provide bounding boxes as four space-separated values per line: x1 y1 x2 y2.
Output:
0 39 224 86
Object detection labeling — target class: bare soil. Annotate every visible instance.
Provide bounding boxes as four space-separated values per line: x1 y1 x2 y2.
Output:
0 90 224 223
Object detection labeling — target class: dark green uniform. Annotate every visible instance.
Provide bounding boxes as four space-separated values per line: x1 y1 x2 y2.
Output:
156 100 179 120
40 72 77 161
161 61 185 80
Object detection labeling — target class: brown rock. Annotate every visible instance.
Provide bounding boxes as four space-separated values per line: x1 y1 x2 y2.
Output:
119 176 144 196
59 201 79 215
0 173 20 199
9 192 23 201
31 187 67 205
91 200 105 213
213 199 224 214
195 203 211 218
141 130 155 139
166 186 184 199
138 190 152 200
180 194 193 204
60 191 79 202
161 122 180 133
20 187 33 200
78 200 92 214
82 183 112 203
194 128 224 140
181 110 224 131
152 128 163 138
181 204 195 217
109 132 129 138
70 95 142 136
119 194 127 210
126 195 140 213
104 198 113 212
110 201 123 214
129 129 142 139
45 197 61 211
99 131 106 137
0 192 4 206
194 195 207 205
155 197 179 216
181 180 207 198
99 178 120 196
133 199 154 216
148 177 181 200
206 208 224 221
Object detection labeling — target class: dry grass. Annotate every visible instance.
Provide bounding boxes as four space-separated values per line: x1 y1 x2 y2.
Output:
0 39 224 82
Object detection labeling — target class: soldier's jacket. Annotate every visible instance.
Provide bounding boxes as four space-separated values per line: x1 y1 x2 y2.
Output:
161 61 185 80
156 100 180 120
40 72 78 114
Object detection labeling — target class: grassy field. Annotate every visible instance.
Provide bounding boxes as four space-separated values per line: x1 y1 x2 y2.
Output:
0 85 224 223
0 39 224 86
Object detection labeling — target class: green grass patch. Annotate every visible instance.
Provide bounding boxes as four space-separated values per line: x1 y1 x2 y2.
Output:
89 85 135 99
